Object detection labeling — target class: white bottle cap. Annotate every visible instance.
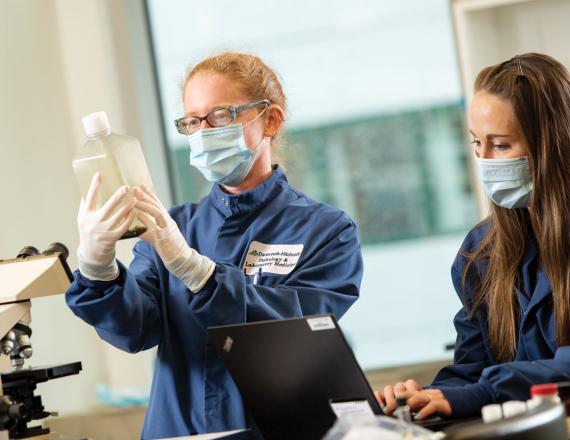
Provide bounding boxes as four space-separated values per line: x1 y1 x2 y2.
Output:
82 111 110 137
481 404 503 423
502 400 527 418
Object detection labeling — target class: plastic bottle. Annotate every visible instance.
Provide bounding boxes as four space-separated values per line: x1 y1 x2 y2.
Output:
527 383 561 410
72 111 153 239
553 381 570 414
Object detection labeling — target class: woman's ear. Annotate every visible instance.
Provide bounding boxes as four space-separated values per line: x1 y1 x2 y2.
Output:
264 105 285 138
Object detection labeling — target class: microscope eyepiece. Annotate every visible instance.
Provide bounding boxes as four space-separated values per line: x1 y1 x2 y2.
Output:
16 246 39 259
15 242 70 261
42 242 69 260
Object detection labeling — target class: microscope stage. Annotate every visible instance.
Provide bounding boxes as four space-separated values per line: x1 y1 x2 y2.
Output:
1 362 82 385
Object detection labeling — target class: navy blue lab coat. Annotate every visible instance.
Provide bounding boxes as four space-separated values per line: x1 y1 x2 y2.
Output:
432 221 570 416
65 166 362 439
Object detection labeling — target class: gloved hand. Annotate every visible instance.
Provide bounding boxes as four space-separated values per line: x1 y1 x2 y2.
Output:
77 172 136 280
133 184 215 292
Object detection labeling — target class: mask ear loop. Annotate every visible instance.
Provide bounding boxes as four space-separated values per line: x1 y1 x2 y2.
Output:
242 104 271 152
242 104 269 128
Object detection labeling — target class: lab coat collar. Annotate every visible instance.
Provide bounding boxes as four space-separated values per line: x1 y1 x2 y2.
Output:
525 268 552 317
209 165 287 217
518 232 538 304
521 233 553 319
522 231 538 264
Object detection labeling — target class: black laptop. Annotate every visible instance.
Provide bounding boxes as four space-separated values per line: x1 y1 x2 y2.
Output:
208 314 383 439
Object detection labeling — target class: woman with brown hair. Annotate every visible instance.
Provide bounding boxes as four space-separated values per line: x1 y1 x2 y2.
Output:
378 52 570 420
65 52 363 438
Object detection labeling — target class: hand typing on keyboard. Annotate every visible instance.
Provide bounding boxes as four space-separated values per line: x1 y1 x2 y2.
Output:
374 379 452 420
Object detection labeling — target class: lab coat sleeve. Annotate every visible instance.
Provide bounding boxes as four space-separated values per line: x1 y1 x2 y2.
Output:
433 260 493 385
480 347 570 401
189 217 362 328
439 348 570 417
432 244 570 416
65 240 162 353
430 258 496 416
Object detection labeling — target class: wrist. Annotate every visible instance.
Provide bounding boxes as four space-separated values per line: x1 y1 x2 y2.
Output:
158 222 190 265
163 240 193 266
77 249 120 281
164 248 215 292
438 381 495 417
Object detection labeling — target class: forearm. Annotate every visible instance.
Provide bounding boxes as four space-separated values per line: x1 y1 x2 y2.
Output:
66 262 162 353
480 349 570 402
436 379 496 417
77 249 119 281
431 361 490 388
433 348 570 417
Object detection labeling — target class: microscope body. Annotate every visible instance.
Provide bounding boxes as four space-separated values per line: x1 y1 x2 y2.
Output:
0 244 82 440
1 302 32 371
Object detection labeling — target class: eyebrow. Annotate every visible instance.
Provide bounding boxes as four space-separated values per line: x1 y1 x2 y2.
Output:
469 129 512 139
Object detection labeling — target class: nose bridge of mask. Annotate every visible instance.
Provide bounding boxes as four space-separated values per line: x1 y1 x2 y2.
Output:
191 124 240 139
189 124 248 154
477 157 531 182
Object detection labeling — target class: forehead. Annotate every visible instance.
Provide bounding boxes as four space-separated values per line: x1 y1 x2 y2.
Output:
183 71 249 114
469 90 518 135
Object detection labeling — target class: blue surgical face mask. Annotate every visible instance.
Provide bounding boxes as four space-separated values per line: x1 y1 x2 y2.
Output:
188 120 265 186
476 156 533 209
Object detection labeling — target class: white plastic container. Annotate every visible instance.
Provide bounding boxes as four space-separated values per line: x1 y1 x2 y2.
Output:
72 111 154 239
501 401 527 418
481 403 503 423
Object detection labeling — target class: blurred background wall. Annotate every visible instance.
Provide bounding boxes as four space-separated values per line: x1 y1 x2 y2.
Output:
1 0 570 438
0 0 166 416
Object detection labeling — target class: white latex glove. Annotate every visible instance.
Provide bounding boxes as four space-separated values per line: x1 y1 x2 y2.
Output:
77 172 136 280
133 184 215 292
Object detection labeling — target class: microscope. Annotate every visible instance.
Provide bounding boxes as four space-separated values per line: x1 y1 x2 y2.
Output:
0 243 82 440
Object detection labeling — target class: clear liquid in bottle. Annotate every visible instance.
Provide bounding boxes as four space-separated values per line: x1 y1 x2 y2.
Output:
72 111 154 239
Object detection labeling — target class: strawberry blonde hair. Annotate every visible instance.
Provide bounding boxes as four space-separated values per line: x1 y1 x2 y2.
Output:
184 52 287 157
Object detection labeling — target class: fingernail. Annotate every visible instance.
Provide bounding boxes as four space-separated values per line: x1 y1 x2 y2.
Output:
414 413 424 421
380 404 387 413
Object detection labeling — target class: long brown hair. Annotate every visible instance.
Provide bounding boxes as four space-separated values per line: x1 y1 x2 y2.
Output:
464 53 570 361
